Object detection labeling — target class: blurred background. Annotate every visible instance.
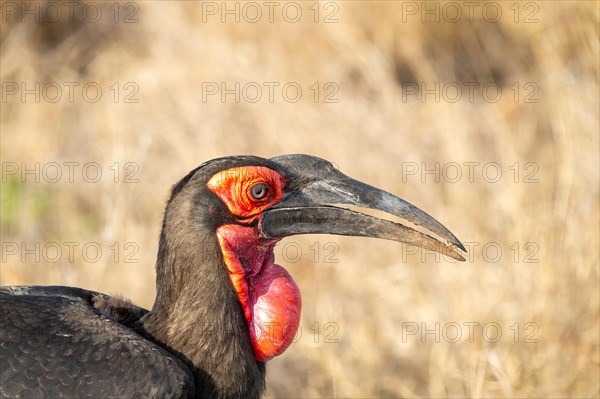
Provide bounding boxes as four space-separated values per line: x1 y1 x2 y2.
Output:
1 1 598 397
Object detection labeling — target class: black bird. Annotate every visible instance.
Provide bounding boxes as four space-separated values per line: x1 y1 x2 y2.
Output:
0 154 466 399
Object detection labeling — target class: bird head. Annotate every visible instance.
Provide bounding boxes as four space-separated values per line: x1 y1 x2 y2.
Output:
159 154 466 363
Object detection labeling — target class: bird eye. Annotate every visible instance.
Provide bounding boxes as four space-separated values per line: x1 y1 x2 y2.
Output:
250 182 270 200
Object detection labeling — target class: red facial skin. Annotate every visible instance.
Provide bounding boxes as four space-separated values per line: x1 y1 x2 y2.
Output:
207 166 286 220
208 166 302 362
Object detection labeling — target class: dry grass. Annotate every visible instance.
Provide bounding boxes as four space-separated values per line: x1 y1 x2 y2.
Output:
1 1 598 397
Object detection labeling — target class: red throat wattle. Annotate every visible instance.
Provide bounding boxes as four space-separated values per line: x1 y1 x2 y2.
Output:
216 225 301 362
207 165 301 362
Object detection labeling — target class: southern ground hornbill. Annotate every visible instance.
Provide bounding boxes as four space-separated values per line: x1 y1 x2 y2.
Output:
0 154 466 398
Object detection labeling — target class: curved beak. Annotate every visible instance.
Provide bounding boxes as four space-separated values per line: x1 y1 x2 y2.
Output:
260 155 466 261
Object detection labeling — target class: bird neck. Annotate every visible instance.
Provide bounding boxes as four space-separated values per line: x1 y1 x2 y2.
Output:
138 217 265 399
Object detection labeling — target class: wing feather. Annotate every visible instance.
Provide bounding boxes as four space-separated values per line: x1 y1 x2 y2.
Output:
0 286 194 399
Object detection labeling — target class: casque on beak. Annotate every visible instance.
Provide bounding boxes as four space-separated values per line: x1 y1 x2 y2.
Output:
260 154 466 261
